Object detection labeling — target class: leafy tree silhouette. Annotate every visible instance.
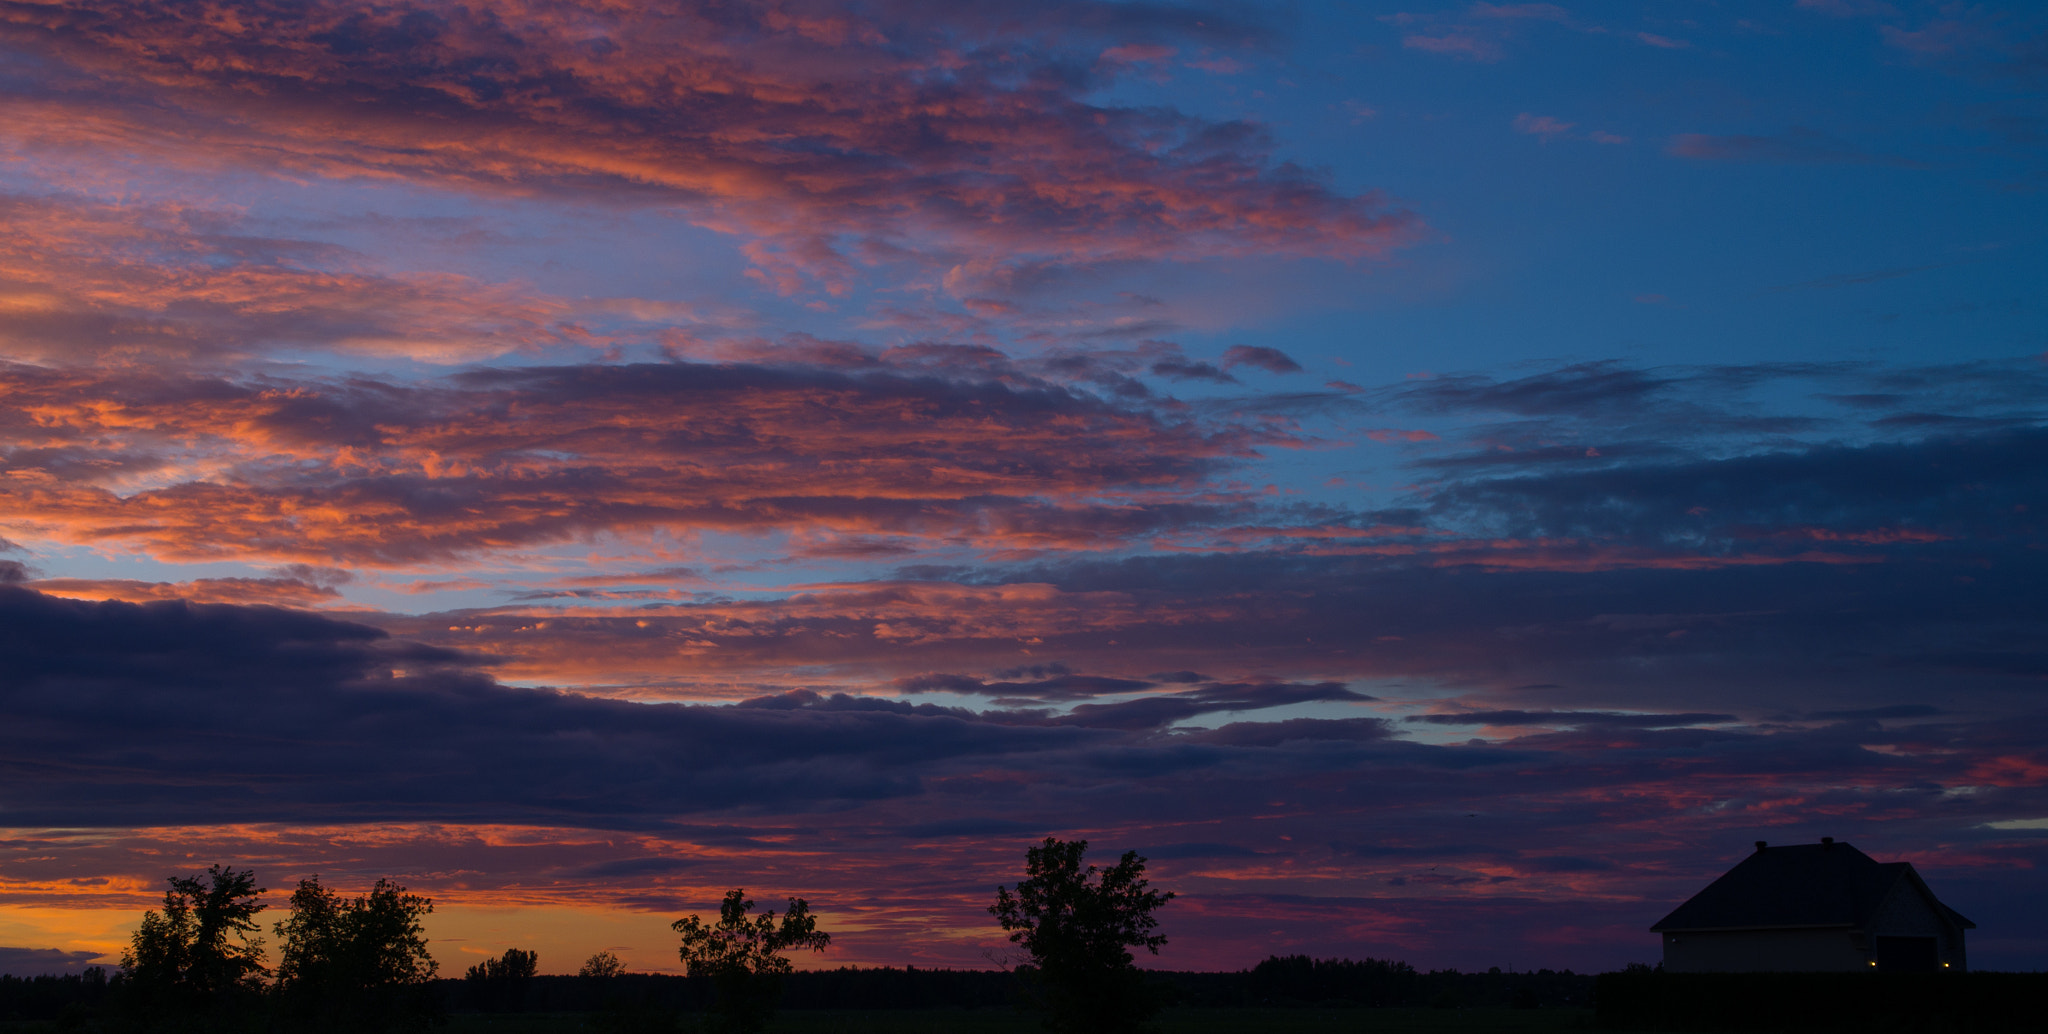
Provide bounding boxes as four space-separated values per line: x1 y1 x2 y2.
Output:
119 865 268 1030
580 950 626 979
273 876 439 1031
464 948 538 1012
673 889 831 1033
991 837 1175 1034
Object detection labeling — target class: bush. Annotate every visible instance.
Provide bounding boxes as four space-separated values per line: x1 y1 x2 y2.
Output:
464 948 539 1012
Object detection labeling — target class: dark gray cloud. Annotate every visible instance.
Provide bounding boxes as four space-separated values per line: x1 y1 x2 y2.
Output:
1423 424 2048 543
1392 361 1683 418
1374 360 2048 459
573 856 697 878
1221 345 1302 374
1143 842 1267 859
0 947 107 977
1408 711 1735 729
0 587 1094 828
1804 704 1949 721
1150 358 1237 383
0 589 1394 829
906 672 1156 703
966 397 2048 720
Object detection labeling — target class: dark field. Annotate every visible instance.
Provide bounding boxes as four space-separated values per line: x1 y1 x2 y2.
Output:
441 1008 1605 1033
10 969 2043 1032
0 1008 1612 1034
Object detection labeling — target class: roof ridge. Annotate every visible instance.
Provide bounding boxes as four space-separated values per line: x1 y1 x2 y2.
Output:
1649 840 1967 934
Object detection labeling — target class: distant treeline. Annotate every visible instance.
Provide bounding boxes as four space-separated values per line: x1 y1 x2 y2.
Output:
1 957 1592 1021
433 955 1597 1013
0 968 113 1024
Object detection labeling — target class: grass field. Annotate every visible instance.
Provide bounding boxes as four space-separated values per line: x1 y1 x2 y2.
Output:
0 1006 1629 1033
775 1008 1604 1033
433 1007 1609 1033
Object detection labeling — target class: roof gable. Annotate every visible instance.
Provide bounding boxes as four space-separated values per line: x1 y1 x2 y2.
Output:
1651 840 1974 933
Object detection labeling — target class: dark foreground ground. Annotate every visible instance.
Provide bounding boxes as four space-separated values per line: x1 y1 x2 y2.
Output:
0 1012 1605 1034
443 1008 1603 1034
8 967 2041 1031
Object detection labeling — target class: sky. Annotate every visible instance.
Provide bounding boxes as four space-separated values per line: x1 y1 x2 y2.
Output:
1 0 2045 979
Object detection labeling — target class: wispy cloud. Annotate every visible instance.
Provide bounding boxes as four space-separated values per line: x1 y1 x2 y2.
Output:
0 358 1295 564
1667 128 1921 166
0 2 1417 297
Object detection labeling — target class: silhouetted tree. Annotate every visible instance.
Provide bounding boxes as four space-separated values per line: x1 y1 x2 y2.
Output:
118 865 268 1030
673 889 831 1033
464 947 537 1012
580 950 626 979
991 837 1174 1034
272 876 439 1031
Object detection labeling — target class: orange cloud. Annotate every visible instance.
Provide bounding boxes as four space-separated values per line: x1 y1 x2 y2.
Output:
0 193 630 363
0 361 1282 564
27 576 342 607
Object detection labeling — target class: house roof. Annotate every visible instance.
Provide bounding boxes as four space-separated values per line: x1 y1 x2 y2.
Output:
1650 840 1977 933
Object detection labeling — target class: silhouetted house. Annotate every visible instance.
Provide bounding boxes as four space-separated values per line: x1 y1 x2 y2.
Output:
1650 838 1974 973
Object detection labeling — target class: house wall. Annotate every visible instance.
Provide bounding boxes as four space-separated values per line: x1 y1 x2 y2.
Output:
1661 929 1867 972
1869 882 1967 970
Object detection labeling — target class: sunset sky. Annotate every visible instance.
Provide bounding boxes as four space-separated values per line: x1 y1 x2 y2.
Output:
2 0 2046 979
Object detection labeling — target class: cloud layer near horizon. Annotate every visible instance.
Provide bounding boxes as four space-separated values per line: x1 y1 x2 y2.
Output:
1 579 2043 972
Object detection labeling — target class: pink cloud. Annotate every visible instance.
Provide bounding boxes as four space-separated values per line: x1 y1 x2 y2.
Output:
1469 3 1571 22
0 192 667 364
0 360 1298 565
0 2 1418 297
26 576 343 607
1098 43 1177 65
1513 113 1576 139
1668 129 1916 167
1403 34 1503 62
1796 0 1900 18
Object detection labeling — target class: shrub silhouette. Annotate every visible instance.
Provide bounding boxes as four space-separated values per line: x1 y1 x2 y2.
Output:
673 888 831 1033
580 951 626 979
991 837 1175 1034
464 948 538 1012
